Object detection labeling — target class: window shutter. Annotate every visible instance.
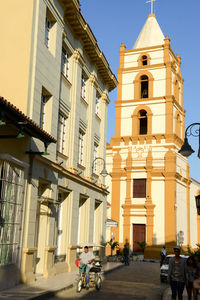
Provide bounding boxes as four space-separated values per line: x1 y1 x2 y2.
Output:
133 179 146 198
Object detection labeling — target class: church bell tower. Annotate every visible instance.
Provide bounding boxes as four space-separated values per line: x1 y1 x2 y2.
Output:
106 13 190 256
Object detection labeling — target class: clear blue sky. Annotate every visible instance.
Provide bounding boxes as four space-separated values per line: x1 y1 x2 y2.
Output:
80 0 200 180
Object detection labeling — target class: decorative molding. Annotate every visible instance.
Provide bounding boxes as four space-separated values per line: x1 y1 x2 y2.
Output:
59 99 70 118
79 119 87 133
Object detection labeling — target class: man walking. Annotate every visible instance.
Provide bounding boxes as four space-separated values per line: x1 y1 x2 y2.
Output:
168 246 186 300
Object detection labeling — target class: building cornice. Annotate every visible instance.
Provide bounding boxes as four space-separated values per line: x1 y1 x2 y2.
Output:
34 155 109 196
60 0 117 92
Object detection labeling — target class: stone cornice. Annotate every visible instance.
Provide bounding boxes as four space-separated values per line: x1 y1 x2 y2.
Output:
61 0 117 92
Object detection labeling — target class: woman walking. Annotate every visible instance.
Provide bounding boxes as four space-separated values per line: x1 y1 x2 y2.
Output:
185 256 198 300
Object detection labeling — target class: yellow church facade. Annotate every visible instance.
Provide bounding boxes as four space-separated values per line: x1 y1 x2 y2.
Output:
106 14 200 257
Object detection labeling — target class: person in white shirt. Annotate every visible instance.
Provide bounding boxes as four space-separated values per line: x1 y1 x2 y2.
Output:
160 245 166 266
79 246 95 288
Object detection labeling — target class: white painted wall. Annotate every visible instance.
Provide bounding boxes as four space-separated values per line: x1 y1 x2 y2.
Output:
176 181 187 245
152 179 165 244
190 179 200 248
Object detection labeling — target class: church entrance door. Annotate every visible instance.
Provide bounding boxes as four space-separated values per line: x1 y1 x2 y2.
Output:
133 224 146 252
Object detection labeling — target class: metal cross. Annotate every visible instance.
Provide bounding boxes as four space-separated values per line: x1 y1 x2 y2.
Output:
146 0 156 14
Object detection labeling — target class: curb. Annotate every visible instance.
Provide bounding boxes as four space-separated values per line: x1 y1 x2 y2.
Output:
29 264 124 300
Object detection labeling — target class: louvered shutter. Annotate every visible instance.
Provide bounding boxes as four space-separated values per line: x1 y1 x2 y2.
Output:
133 179 146 198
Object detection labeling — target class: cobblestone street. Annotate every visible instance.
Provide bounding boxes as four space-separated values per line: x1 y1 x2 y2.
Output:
48 261 168 300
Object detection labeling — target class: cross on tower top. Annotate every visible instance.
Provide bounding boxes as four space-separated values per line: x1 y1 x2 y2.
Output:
146 0 156 14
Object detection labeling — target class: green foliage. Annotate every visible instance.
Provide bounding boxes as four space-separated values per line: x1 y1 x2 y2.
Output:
107 240 119 256
181 244 200 261
137 241 146 250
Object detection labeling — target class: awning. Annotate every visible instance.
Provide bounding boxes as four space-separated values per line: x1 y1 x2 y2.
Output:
0 97 56 144
106 218 118 228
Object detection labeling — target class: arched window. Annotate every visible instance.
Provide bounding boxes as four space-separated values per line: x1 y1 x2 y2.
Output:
139 110 147 135
142 55 148 66
140 75 148 98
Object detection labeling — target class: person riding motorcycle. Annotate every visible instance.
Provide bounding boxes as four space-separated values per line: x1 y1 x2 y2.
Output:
78 246 95 289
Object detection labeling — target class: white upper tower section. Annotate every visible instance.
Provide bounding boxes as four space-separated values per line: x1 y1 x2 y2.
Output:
133 14 165 49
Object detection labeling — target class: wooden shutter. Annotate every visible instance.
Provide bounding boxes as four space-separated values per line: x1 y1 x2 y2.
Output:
133 179 146 198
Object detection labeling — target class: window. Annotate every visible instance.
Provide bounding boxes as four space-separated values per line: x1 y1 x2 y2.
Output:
93 143 98 173
81 74 87 99
58 113 67 154
141 75 149 98
40 95 47 129
44 17 51 48
0 161 24 264
61 47 70 78
95 92 100 115
142 55 148 66
133 179 146 198
78 130 85 165
139 110 147 135
44 7 56 54
40 88 51 129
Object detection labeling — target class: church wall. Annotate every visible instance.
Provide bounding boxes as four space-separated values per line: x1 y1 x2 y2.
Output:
150 69 166 97
123 48 164 68
190 179 200 248
190 180 200 248
121 105 133 136
124 53 139 68
148 49 164 64
152 178 165 245
150 102 166 133
176 155 187 178
176 181 188 245
119 178 126 244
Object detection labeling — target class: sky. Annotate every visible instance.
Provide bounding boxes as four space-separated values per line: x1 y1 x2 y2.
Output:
80 0 200 180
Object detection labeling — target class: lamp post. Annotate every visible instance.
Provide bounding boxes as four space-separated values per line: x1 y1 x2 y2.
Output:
92 157 109 177
178 123 200 158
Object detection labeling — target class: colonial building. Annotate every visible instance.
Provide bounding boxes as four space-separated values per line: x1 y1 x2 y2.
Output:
106 14 200 257
0 0 117 289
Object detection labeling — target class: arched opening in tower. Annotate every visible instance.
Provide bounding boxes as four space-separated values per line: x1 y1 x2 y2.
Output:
139 110 147 135
140 75 148 98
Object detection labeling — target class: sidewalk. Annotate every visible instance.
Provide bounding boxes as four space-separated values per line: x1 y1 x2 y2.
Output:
163 286 189 300
0 262 123 300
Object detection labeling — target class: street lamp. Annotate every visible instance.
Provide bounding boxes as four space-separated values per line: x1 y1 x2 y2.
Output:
178 123 200 158
92 157 109 177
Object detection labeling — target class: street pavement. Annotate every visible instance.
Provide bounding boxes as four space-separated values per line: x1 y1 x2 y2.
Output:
0 262 122 300
48 261 168 300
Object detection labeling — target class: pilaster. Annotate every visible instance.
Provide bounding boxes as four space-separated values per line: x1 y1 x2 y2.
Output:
164 149 176 246
145 150 155 246
123 148 132 244
115 43 126 137
111 151 122 243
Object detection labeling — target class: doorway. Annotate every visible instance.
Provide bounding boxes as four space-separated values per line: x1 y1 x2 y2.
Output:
133 224 146 252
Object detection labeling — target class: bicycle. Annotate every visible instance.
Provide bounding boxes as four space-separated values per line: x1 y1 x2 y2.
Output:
77 262 102 293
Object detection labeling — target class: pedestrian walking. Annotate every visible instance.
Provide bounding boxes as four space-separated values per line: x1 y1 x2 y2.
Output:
168 246 186 300
160 245 166 266
123 244 129 265
185 256 198 300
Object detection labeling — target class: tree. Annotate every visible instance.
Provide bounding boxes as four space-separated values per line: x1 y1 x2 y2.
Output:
107 240 119 256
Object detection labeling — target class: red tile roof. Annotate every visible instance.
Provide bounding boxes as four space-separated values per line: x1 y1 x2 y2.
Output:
0 96 56 143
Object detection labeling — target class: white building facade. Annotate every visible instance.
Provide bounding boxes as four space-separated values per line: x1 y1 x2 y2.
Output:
0 0 117 288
